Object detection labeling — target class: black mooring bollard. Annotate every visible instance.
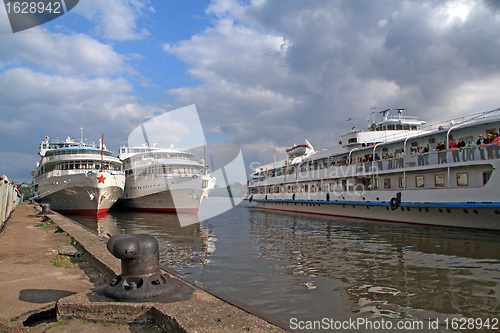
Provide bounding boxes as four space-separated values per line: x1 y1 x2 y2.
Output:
103 234 192 302
38 203 53 215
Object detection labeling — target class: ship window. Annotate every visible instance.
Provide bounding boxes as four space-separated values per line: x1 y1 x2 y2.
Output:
384 178 391 189
435 174 445 187
483 171 492 185
348 138 357 144
399 177 406 188
457 173 468 186
416 176 424 188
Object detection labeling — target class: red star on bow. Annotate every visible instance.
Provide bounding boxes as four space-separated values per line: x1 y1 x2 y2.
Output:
97 175 106 183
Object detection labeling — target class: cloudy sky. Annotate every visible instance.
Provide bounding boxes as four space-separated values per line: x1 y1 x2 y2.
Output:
1 0 500 182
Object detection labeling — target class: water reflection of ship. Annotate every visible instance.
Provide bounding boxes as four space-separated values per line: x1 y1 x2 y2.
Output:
68 211 217 269
248 209 500 320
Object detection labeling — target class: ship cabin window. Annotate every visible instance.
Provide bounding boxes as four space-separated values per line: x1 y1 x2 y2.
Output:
483 171 492 185
457 173 468 186
399 177 406 188
435 174 445 187
387 125 396 130
416 176 424 188
384 178 391 189
348 138 357 144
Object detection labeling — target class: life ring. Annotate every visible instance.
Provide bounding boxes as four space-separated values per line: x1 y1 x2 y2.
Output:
390 197 399 210
390 192 402 210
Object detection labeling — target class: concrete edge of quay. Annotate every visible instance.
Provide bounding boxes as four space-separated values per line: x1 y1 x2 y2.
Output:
36 205 301 333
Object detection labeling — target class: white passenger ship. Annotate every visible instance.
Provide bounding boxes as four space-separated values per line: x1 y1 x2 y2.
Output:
32 135 125 215
248 108 500 230
118 144 215 213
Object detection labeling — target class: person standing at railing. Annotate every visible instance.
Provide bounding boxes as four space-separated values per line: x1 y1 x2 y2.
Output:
465 138 476 161
458 138 466 161
477 134 486 160
493 133 500 159
436 142 447 164
423 145 430 165
485 133 494 159
449 138 459 162
417 145 423 166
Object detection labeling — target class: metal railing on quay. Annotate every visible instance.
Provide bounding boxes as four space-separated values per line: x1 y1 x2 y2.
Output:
0 176 22 229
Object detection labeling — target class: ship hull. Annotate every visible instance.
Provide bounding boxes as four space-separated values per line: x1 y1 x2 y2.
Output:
119 175 214 213
33 172 125 215
254 200 500 230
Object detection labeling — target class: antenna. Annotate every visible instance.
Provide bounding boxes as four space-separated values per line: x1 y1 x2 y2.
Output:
379 108 390 121
396 108 406 119
80 127 83 144
346 117 355 131
370 105 376 126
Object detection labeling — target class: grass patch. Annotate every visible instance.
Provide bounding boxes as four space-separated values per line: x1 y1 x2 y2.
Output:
45 319 70 330
35 217 54 228
50 254 83 269
10 317 17 322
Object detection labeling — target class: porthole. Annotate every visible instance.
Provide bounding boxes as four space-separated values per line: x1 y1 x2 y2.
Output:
438 208 443 213
463 209 469 214
446 209 451 213
473 210 479 214
425 208 429 212
495 210 500 215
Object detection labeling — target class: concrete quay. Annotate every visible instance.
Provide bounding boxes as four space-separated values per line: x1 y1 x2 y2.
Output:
0 203 294 332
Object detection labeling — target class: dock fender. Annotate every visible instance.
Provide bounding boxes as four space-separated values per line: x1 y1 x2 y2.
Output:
249 195 252 203
326 193 330 202
390 192 402 210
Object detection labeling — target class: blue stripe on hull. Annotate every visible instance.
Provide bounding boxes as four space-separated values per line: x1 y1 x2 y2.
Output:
253 199 500 208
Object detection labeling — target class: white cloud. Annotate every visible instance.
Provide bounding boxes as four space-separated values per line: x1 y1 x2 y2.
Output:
0 67 162 180
0 30 126 76
74 0 151 41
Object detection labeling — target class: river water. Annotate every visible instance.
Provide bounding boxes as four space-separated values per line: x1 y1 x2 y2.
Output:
70 198 500 332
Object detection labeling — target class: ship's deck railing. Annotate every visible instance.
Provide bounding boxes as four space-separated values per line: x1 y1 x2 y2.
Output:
36 168 125 181
423 107 500 132
250 142 500 185
43 153 120 164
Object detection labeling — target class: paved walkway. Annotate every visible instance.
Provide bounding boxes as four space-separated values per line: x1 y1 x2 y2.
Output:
0 203 94 331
